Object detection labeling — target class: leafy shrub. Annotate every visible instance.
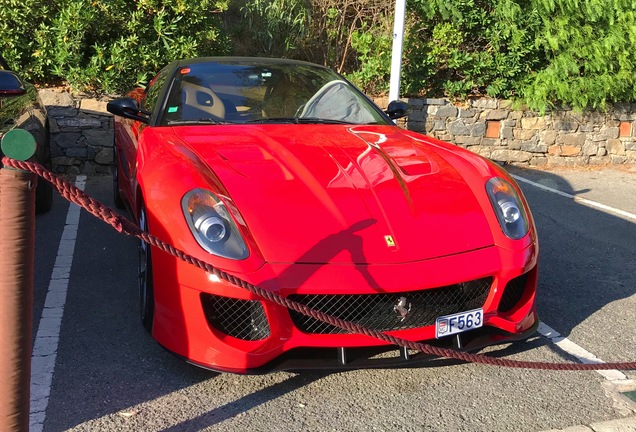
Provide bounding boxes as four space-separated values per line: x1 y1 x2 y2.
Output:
520 0 636 111
352 0 636 111
227 0 393 77
0 0 229 93
300 0 393 73
227 0 310 57
345 22 392 94
3 0 636 110
399 0 542 100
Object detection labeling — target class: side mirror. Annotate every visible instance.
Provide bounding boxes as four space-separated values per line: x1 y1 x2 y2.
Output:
0 70 27 96
386 100 412 120
107 97 150 124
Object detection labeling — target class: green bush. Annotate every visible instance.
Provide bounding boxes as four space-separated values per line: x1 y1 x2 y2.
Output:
3 0 636 110
350 0 636 111
0 0 229 93
520 0 636 111
341 0 541 100
299 1 393 73
226 0 393 76
227 0 310 58
345 22 392 94
402 0 542 101
370 0 636 111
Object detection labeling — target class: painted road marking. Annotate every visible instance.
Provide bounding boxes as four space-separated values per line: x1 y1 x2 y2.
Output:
538 322 628 382
514 173 632 382
512 174 636 222
30 176 86 432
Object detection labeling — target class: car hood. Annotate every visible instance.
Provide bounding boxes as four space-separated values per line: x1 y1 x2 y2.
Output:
172 124 494 264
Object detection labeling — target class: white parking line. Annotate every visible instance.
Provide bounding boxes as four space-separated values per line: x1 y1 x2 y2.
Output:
30 176 86 432
512 174 636 222
538 322 628 382
513 173 633 382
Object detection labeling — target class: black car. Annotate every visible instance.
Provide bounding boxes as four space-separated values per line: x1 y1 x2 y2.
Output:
0 55 53 212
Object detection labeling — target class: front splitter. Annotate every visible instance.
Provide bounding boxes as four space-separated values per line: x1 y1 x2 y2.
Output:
167 319 540 375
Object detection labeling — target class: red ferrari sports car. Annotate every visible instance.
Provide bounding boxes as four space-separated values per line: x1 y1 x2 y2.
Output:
107 57 538 373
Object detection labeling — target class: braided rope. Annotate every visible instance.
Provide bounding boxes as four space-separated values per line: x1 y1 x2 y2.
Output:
6 156 636 371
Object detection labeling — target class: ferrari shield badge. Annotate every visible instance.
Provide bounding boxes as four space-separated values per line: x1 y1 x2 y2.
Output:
384 235 396 247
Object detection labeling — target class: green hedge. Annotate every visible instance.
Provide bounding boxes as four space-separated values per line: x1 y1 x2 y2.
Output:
520 0 636 111
2 0 636 110
351 0 636 111
0 0 229 93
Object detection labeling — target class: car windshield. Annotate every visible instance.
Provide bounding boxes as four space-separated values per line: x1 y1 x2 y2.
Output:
160 60 389 126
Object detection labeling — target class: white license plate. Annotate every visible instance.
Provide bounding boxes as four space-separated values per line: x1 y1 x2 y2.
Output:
435 308 483 338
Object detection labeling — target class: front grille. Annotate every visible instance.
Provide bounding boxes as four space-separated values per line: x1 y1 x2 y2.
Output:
201 294 270 340
498 273 529 313
288 277 493 334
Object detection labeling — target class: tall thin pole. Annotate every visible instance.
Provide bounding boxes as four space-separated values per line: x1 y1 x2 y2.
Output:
389 0 406 102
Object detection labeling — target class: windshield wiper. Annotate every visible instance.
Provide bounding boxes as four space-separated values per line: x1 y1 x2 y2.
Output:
297 117 353 124
245 117 299 124
245 117 354 125
166 118 231 125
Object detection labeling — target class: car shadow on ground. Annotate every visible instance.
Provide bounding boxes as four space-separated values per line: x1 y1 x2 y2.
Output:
504 164 636 341
159 371 330 432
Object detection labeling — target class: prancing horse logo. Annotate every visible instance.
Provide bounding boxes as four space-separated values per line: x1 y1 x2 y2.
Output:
393 296 411 321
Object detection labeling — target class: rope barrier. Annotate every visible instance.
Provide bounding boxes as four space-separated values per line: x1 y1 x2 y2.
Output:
6 155 636 371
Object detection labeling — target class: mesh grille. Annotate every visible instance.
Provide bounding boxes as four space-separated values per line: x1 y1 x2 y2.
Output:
498 273 529 313
288 277 493 334
201 294 270 340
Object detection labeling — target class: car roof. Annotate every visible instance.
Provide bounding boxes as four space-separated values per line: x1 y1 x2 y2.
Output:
173 57 330 70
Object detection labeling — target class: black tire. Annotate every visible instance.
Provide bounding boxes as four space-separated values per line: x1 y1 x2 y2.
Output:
112 142 125 209
138 205 155 333
35 176 53 213
35 129 53 214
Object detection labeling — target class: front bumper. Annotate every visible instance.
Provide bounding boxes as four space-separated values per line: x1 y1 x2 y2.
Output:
180 316 540 374
150 242 539 373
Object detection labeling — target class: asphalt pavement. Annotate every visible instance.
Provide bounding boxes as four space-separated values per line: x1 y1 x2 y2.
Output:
30 164 636 431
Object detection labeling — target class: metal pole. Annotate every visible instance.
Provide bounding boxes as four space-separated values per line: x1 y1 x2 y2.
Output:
0 129 38 432
389 0 407 102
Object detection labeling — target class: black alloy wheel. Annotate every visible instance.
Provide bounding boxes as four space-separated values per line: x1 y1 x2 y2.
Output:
138 205 155 333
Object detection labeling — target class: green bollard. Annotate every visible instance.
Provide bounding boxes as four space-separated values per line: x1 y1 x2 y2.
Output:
1 129 37 165
0 128 37 432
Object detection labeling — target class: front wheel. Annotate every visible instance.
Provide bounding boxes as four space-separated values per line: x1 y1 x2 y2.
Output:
138 205 154 333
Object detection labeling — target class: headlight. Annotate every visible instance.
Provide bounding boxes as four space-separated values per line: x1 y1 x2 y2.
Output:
486 178 529 240
182 189 249 259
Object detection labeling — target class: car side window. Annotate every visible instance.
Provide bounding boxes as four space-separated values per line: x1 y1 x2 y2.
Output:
142 67 170 113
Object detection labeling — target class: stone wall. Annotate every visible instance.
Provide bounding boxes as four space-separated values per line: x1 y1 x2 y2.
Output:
397 97 636 167
39 88 114 175
42 89 636 174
